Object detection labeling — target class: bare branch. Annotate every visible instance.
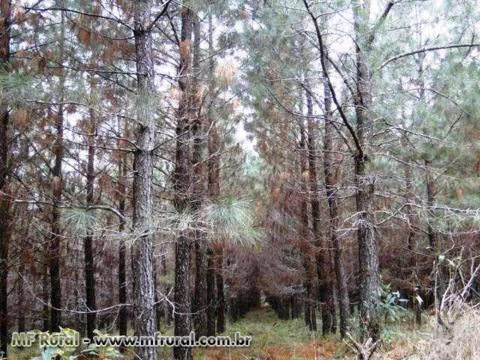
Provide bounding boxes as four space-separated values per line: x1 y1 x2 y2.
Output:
303 0 363 157
380 44 480 69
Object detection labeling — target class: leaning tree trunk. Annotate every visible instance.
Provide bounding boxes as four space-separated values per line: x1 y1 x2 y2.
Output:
0 0 11 354
305 86 335 334
84 108 97 339
174 5 194 360
131 1 158 359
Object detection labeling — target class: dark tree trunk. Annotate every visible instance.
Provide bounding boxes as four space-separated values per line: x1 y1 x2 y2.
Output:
191 16 208 338
354 152 379 341
206 249 216 336
118 149 127 339
298 118 317 332
42 261 49 332
49 1 69 333
208 123 224 335
206 11 223 337
215 250 226 333
425 159 445 315
352 4 381 342
425 159 437 250
404 161 416 252
84 109 97 340
291 294 302 319
0 1 10 354
323 78 350 337
305 86 335 335
174 5 194 360
17 262 25 334
131 1 159 359
49 35 66 333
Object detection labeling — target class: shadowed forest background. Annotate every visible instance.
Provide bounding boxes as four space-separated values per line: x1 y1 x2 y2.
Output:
0 0 480 359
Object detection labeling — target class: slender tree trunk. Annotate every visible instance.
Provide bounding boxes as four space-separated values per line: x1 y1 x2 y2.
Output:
299 119 317 332
405 158 422 324
323 78 350 337
131 2 158 359
425 163 437 250
0 0 11 354
425 158 445 314
404 161 415 252
42 261 49 332
305 87 334 334
205 12 223 337
174 5 194 359
208 121 223 334
17 262 25 334
49 4 66 330
191 16 208 338
353 3 381 342
84 108 97 339
118 148 127 339
206 249 216 336
215 251 225 333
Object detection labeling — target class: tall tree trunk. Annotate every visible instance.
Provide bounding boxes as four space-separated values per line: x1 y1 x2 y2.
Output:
84 108 97 339
305 87 334 334
425 158 444 314
174 5 194 359
206 12 223 336
191 16 208 338
42 261 49 332
323 78 350 337
0 0 11 354
208 122 224 334
353 3 380 342
17 262 25 333
215 251 226 333
403 158 421 324
50 3 66 331
298 119 317 332
131 1 158 359
206 249 216 336
118 148 127 339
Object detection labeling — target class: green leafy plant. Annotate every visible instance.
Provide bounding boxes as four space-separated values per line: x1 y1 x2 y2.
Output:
379 283 407 323
81 330 123 359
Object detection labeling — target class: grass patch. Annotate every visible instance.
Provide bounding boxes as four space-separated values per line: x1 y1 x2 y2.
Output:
197 307 349 360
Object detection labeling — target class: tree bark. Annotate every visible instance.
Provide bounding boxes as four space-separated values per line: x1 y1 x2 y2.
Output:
131 1 158 359
215 250 225 333
298 118 317 332
174 5 194 359
323 78 350 337
0 0 11 354
191 16 208 338
50 3 66 331
206 248 216 336
118 147 128 340
353 3 381 342
305 86 334 334
84 108 97 339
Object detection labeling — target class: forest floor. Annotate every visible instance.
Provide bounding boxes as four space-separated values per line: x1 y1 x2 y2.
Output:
192 307 420 360
9 305 468 359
